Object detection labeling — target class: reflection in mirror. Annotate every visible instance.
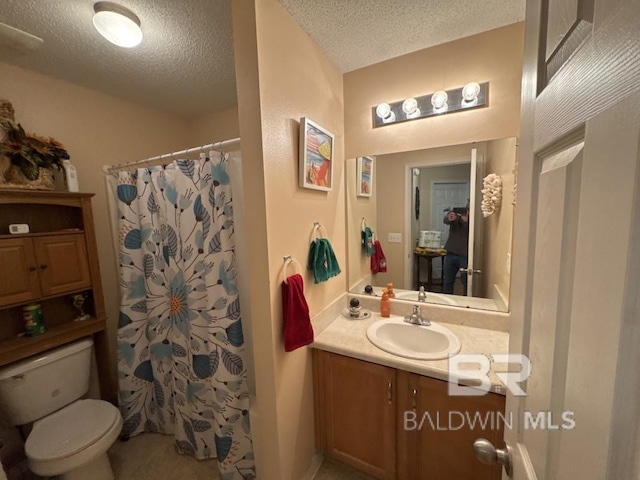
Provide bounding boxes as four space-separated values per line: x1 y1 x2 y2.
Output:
347 138 517 312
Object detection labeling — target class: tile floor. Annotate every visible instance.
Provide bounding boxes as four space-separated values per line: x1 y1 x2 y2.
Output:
108 433 374 479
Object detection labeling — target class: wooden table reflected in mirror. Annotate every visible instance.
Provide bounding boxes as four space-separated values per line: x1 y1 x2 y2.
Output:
413 247 446 292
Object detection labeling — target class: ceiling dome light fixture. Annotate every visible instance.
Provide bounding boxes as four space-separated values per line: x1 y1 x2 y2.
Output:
431 90 448 111
93 2 143 48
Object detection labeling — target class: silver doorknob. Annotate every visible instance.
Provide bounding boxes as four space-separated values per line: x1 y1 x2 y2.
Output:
473 438 513 476
459 268 482 275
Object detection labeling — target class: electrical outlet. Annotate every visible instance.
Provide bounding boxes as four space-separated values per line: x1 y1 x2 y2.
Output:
388 233 402 243
506 253 511 275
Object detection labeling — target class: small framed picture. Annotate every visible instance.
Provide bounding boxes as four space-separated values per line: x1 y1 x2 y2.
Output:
299 117 334 192
357 156 374 197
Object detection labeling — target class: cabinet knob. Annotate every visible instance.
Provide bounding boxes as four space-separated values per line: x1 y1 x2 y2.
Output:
40 264 48 269
473 438 513 476
28 266 37 272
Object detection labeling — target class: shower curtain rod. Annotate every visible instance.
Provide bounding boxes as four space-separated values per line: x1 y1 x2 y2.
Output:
102 137 241 174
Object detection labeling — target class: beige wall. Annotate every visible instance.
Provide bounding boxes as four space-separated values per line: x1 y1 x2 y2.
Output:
346 157 377 289
344 22 525 159
372 143 479 288
233 0 345 478
188 106 240 145
482 137 516 307
0 61 192 383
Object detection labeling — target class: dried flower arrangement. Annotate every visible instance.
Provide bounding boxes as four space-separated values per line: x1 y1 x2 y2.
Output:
0 99 70 189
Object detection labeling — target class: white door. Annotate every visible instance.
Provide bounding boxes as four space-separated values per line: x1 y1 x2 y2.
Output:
478 1 640 480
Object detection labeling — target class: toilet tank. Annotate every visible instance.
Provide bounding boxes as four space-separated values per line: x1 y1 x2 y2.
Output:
0 338 93 426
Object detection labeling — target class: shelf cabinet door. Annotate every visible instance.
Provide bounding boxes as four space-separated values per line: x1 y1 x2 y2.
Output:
0 238 41 306
398 372 505 480
318 351 397 480
32 235 92 296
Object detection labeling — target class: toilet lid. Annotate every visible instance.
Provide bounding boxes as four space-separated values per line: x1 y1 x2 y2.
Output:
25 399 120 461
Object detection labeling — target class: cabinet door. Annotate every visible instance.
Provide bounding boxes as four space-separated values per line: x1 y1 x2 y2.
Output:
398 372 504 480
0 238 40 306
33 235 91 296
320 351 397 480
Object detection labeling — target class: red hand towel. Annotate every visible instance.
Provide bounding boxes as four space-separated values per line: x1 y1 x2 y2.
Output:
282 274 314 352
371 240 387 274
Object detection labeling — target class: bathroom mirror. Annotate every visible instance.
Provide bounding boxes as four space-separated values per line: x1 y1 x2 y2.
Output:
346 138 516 312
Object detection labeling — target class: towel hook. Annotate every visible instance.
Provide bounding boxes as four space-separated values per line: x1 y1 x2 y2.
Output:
361 217 367 232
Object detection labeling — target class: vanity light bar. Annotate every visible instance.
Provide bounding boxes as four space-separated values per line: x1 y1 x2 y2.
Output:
372 82 489 128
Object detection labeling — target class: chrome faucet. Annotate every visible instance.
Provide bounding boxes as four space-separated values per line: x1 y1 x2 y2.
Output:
404 305 430 326
418 286 427 302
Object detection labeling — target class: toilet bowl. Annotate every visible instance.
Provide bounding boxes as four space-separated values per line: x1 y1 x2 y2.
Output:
0 339 122 480
26 399 122 479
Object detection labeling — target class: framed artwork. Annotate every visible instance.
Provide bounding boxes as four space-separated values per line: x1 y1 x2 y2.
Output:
299 117 334 192
357 156 374 197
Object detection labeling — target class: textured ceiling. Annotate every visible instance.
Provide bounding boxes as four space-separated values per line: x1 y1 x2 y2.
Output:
0 0 236 119
0 1 525 119
280 0 526 72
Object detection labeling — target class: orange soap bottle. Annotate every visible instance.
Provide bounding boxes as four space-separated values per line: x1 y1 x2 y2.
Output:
386 283 396 298
380 291 391 317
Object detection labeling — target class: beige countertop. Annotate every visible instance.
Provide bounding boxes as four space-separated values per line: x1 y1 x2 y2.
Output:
312 312 510 395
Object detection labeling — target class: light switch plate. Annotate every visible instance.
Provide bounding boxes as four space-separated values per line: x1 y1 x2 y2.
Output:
388 233 402 243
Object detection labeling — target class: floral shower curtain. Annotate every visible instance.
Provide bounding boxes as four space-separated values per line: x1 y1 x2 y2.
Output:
115 152 255 479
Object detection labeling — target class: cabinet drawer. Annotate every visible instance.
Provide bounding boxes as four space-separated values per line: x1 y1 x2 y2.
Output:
32 235 92 296
0 238 41 306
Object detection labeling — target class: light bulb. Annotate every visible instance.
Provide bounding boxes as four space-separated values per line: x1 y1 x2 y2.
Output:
431 90 448 110
402 98 418 115
375 103 392 120
462 82 481 102
93 2 143 48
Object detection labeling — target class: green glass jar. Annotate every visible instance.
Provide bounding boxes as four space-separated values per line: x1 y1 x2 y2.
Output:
23 303 45 336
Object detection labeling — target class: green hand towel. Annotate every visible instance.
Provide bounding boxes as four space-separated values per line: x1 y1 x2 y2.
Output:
362 227 374 257
307 238 341 284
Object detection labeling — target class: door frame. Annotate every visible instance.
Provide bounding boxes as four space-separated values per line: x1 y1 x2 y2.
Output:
402 156 470 290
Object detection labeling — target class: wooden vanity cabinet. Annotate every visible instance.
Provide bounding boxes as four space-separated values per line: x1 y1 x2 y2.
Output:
396 370 504 480
314 350 397 479
313 351 505 480
0 190 115 403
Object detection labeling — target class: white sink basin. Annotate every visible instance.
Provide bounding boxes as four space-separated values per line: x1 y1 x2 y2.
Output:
395 291 458 306
366 317 461 360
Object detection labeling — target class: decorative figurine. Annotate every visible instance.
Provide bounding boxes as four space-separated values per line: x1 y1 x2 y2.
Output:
71 294 90 322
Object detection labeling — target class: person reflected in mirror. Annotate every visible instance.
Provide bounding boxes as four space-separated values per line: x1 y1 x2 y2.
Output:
443 201 470 295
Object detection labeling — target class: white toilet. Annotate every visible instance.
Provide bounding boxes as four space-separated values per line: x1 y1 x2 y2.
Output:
0 338 122 480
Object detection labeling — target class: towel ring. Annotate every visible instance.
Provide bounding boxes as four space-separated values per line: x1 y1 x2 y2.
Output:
311 222 328 242
282 256 303 285
361 217 367 232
